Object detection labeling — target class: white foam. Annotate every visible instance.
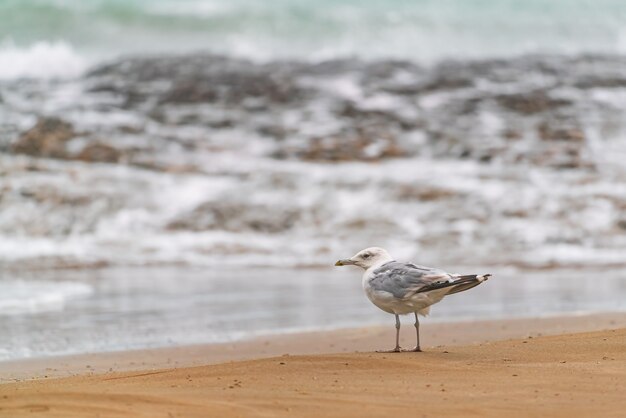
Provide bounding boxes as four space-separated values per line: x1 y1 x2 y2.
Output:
0 280 93 315
0 40 87 80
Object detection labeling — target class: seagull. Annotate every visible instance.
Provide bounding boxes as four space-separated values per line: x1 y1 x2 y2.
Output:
335 247 491 352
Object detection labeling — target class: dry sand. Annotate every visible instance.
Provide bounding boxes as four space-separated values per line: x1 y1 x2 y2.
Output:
1 314 625 417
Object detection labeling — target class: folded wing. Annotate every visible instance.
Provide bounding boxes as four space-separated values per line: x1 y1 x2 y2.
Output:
369 261 490 299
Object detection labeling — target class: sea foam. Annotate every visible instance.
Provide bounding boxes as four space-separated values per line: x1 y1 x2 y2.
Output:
0 40 86 80
0 280 93 315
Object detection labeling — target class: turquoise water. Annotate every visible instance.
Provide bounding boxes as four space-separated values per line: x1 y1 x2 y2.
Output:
1 0 626 66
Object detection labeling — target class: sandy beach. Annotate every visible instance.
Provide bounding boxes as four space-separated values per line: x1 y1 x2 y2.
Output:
1 313 625 417
3 2 626 417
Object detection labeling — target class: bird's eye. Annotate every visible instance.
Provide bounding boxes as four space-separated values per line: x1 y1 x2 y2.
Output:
362 253 370 259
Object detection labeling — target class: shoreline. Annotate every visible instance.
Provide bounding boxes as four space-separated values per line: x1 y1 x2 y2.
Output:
0 328 624 417
2 311 624 384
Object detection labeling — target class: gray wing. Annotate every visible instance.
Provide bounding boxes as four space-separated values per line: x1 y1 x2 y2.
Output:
368 261 452 299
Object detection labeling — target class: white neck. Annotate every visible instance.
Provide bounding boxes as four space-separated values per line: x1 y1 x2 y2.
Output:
364 256 394 274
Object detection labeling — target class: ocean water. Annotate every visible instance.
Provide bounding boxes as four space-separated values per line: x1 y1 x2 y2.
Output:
1 0 626 361
1 265 625 361
2 0 626 78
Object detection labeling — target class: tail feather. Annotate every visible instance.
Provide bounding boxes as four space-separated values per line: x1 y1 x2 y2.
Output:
446 281 481 295
448 274 491 295
415 274 491 295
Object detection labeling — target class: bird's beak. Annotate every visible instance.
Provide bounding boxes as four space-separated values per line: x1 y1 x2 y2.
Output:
335 259 356 266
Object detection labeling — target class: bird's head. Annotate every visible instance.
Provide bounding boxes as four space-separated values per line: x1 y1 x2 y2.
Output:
335 247 393 270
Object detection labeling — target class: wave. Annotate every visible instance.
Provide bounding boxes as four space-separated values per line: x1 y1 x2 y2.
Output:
0 40 87 80
0 279 93 315
1 0 626 76
2 53 626 270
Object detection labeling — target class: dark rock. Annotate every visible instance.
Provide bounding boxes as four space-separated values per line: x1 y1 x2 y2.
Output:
89 55 306 107
21 53 626 169
338 102 421 130
502 129 522 139
574 77 626 89
159 72 301 105
207 119 235 129
496 91 571 115
457 97 484 115
167 201 300 233
258 125 289 140
394 185 458 201
11 118 125 164
160 79 218 104
77 143 123 163
118 125 144 134
301 58 366 76
419 74 474 93
537 122 585 142
12 118 75 158
276 134 411 162
379 74 472 96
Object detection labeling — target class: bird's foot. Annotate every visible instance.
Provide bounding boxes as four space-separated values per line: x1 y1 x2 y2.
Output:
404 346 422 352
376 347 402 353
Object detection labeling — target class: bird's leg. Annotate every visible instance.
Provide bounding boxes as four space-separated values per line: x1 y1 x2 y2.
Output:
377 314 402 353
395 314 401 351
409 312 422 352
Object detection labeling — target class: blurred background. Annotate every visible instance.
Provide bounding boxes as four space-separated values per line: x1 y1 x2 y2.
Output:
1 0 625 361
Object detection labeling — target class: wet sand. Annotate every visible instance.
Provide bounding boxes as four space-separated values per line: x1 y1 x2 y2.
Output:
1 312 625 383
